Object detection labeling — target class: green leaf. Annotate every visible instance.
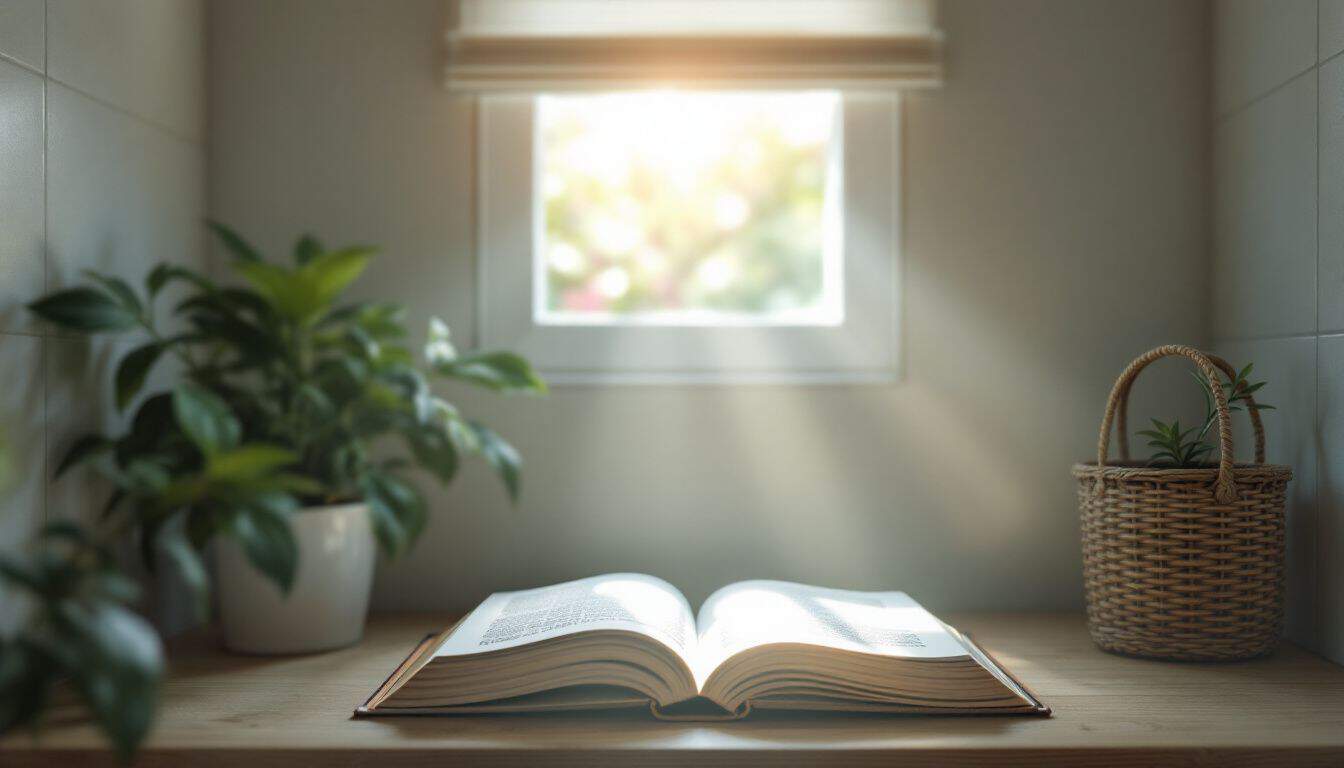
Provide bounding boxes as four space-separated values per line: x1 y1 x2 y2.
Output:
117 393 178 460
206 220 264 263
215 287 274 319
146 264 173 297
363 472 425 557
301 247 374 306
57 601 164 762
55 434 113 478
100 489 127 521
232 259 298 312
293 234 324 266
90 571 143 604
233 247 371 324
363 488 405 556
0 639 56 736
294 383 335 420
262 473 325 498
172 383 240 457
436 351 547 393
0 555 43 592
28 287 139 332
157 475 209 508
206 445 296 483
471 422 521 502
225 495 298 593
83 271 144 319
147 264 214 298
121 460 171 494
1237 381 1267 397
40 518 96 546
407 428 458 484
321 301 404 331
158 530 210 622
346 324 380 360
114 342 167 411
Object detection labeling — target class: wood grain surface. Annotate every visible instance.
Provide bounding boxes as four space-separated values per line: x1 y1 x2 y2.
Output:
3 612 1343 767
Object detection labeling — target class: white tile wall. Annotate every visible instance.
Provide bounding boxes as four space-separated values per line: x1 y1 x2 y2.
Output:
43 335 123 522
0 59 45 333
46 0 204 140
1213 71 1318 339
1215 0 1318 116
1214 0 1344 663
1321 56 1344 332
1214 337 1319 643
0 2 205 634
46 83 204 291
1323 0 1344 62
1318 335 1344 658
0 334 44 636
0 0 44 73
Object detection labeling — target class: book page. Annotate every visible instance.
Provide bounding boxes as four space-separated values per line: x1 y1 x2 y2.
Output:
435 573 697 660
693 580 969 684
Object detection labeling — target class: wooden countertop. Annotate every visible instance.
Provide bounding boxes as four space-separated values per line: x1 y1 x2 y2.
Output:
3 612 1344 767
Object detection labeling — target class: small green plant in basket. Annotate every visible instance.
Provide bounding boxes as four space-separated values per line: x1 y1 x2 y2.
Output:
1140 363 1274 468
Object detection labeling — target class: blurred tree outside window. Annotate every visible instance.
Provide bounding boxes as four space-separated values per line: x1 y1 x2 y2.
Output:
536 91 844 326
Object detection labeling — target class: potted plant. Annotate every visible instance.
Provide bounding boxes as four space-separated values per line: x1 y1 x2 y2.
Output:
28 223 545 653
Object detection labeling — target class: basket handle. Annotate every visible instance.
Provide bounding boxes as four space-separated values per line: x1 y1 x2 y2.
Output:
1114 350 1266 466
1096 345 1266 504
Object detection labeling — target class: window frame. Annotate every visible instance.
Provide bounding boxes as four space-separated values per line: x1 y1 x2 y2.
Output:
476 92 902 385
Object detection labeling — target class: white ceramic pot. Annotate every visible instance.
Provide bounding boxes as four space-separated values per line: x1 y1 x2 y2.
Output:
216 502 375 654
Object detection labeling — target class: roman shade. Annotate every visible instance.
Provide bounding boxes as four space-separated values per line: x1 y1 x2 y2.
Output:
444 0 943 92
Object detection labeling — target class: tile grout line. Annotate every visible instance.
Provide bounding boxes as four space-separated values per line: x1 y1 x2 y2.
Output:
0 49 42 77
45 77 202 150
1315 0 1323 649
37 0 199 147
41 0 49 528
1215 65 1318 126
1212 331 1327 344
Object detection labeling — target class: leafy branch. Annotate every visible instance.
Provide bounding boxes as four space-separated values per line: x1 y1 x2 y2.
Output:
0 523 163 762
1141 362 1274 468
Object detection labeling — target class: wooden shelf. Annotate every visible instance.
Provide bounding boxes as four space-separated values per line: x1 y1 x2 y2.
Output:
4 613 1344 767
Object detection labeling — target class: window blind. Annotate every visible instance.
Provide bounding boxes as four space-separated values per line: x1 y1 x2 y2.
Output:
445 0 943 92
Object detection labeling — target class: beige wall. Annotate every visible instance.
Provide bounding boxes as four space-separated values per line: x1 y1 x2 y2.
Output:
0 0 206 632
207 0 1210 615
1212 0 1344 662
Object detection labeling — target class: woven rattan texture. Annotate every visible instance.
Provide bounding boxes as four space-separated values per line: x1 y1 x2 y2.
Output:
1073 345 1291 660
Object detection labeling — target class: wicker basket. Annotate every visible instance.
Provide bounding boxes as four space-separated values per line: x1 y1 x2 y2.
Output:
1071 345 1291 661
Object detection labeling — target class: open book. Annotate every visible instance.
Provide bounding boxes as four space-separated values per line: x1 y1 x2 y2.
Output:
358 573 1047 719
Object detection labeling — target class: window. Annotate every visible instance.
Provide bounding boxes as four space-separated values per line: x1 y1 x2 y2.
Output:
478 91 901 384
536 91 844 328
456 0 940 383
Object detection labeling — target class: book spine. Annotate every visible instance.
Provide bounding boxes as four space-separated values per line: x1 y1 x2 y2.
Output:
649 700 751 721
